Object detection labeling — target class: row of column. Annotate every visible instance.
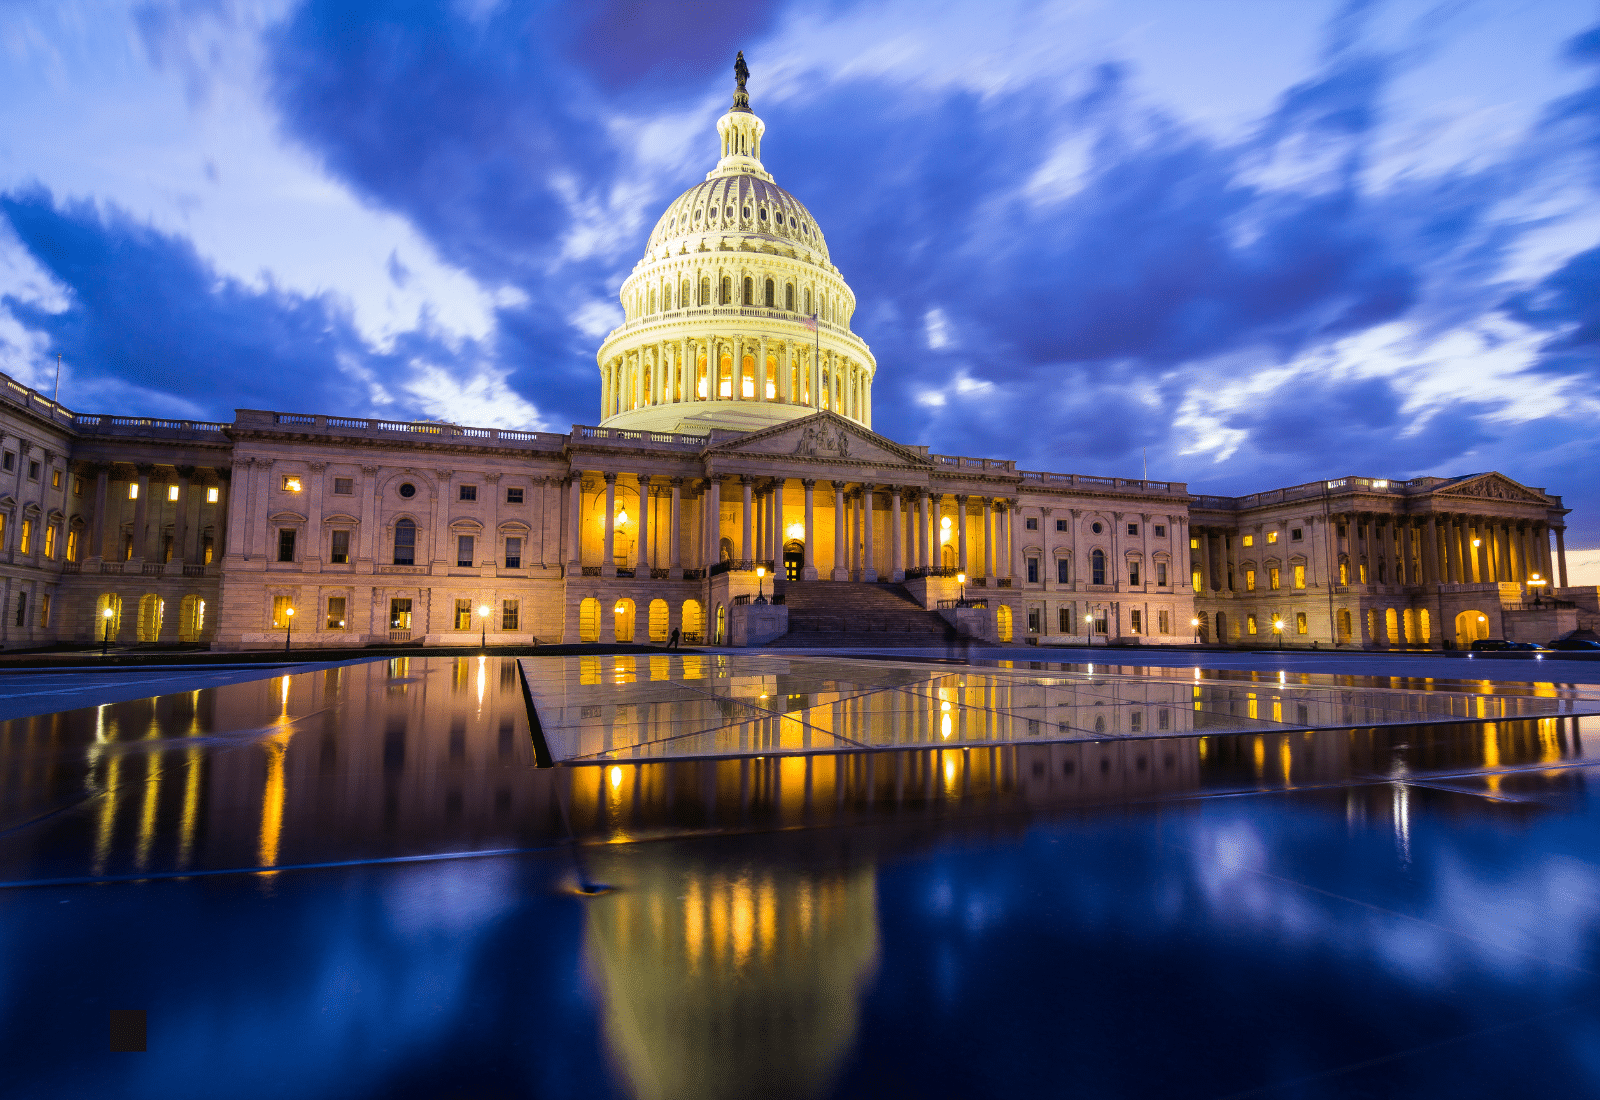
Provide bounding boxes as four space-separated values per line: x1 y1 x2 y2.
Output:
599 337 870 425
86 462 228 567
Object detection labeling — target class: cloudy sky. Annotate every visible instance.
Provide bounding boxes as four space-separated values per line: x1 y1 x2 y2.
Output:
3 1 1598 539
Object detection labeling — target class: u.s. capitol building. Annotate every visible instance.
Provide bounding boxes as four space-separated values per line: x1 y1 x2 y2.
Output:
0 58 1582 652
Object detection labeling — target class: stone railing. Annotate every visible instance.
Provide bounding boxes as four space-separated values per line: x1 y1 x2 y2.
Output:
573 426 708 449
251 411 567 449
74 415 228 437
1015 470 1182 493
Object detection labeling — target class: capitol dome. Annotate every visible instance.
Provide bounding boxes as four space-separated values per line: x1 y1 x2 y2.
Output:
596 53 875 435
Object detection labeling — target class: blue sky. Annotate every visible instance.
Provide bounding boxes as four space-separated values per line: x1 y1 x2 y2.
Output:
3 1 1598 539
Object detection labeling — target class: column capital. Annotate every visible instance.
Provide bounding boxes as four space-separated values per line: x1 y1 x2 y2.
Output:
603 471 617 483
135 463 157 477
801 478 816 489
670 476 685 487
954 493 968 504
831 480 849 491
175 465 197 479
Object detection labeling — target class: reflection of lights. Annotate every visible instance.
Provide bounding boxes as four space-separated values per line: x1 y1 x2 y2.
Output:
941 701 951 712
614 601 627 613
941 714 952 739
609 766 622 790
786 523 804 539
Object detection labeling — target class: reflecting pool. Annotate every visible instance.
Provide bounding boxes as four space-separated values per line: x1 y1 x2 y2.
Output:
3 655 1600 1098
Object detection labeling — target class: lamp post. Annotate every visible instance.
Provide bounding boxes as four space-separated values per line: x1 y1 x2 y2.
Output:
1529 572 1546 606
1191 616 1200 645
1085 611 1095 646
478 604 491 648
1273 617 1284 649
101 606 115 656
957 572 967 604
284 606 294 652
755 565 767 604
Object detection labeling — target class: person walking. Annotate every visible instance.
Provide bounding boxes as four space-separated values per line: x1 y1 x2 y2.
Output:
666 627 680 650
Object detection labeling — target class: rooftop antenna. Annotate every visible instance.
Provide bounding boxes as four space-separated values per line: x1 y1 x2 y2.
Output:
1142 447 1147 482
52 352 61 406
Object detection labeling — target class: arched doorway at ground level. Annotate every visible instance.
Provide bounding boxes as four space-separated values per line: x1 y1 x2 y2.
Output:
1455 609 1491 647
783 540 804 580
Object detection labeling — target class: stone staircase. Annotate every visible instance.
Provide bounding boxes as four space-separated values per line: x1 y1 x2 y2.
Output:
763 581 958 648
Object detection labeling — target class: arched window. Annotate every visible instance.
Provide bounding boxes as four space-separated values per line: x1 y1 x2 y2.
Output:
613 598 635 643
179 594 205 642
742 276 753 305
681 279 690 307
700 277 711 305
137 594 163 642
1091 548 1106 585
681 599 703 642
647 288 656 314
394 518 416 565
803 288 812 315
721 276 732 304
764 278 775 307
648 599 669 642
785 283 794 311
579 597 600 643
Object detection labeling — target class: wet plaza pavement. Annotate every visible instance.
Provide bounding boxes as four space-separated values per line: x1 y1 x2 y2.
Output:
6 652 1600 1097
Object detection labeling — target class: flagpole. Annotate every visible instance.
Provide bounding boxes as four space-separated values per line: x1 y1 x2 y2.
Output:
52 353 61 406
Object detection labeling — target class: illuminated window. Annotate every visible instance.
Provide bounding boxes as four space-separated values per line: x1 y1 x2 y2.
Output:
390 598 412 630
281 476 302 492
167 485 180 501
19 519 31 555
1190 538 1199 549
1267 531 1278 544
1192 569 1202 593
455 599 473 630
1242 535 1253 547
330 530 350 564
73 477 83 496
1247 615 1258 635
326 597 346 630
52 470 61 489
66 528 79 562
206 487 219 503
40 592 51 628
128 483 138 500
271 596 292 628
1269 567 1280 590
1338 560 1349 585
1246 569 1256 591
1159 610 1170 634
1293 565 1306 589
1296 612 1308 635
44 524 56 559
502 600 519 630
1359 561 1368 583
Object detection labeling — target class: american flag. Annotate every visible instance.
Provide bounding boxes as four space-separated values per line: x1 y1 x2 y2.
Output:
801 313 818 332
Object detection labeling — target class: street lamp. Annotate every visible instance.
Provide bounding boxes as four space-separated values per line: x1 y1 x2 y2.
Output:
1190 616 1200 644
755 565 767 604
957 572 967 603
1085 611 1095 646
284 606 294 652
1272 617 1284 649
478 603 491 647
101 606 115 656
1529 572 1547 606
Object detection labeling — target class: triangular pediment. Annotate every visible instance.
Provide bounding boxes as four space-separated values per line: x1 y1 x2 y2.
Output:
707 412 932 467
1436 472 1548 505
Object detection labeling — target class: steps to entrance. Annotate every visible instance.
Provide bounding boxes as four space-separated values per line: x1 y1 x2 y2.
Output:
765 581 958 647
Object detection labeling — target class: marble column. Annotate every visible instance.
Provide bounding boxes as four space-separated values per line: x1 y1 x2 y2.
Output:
1423 515 1440 586
669 478 682 578
956 495 969 575
1198 526 1212 593
916 493 928 570
741 476 753 564
832 481 849 581
890 488 903 582
983 499 995 582
1009 504 1022 581
802 479 818 580
88 464 109 560
566 474 582 568
1556 526 1569 588
705 478 722 567
601 473 617 577
636 475 650 574
862 484 878 582
131 464 152 561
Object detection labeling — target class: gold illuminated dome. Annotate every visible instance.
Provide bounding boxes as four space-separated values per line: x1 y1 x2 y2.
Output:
596 53 876 434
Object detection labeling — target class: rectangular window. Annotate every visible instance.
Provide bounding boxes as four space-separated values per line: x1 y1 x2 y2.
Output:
1242 534 1254 547
1267 531 1278 544
51 470 61 490
1291 528 1303 542
277 528 296 562
1248 614 1258 635
282 476 302 492
19 519 31 555
504 537 522 568
128 483 138 500
73 476 82 496
1127 523 1138 536
457 535 474 568
1129 563 1140 586
1154 524 1166 537
1192 569 1202 593
1246 569 1256 591
1027 609 1040 633
271 595 292 628
27 460 39 481
2 451 12 471
1157 563 1168 587
44 524 56 559
1296 612 1308 635
40 592 51 628
1293 564 1306 589
1159 610 1170 634
506 487 524 504
459 485 477 502
1130 609 1142 633
1056 519 1068 532
1359 562 1369 583
1059 607 1072 632
1094 613 1107 635
1056 558 1069 584
1269 567 1280 590
1339 561 1349 584
501 600 519 631
333 477 353 495
389 598 412 630
206 487 219 503
1131 711 1142 732
167 485 179 501
202 534 214 564
1337 523 1347 537
330 530 350 564
66 528 79 562
163 535 173 563
326 596 347 630
455 599 473 630
394 522 416 565
1026 557 1039 584
1025 517 1038 531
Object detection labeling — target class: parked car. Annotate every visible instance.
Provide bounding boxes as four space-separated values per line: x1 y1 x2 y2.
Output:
1469 639 1549 651
1548 638 1600 651
1508 641 1551 651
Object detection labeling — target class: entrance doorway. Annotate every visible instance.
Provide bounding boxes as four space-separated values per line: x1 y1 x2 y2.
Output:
783 540 804 580
1455 609 1490 647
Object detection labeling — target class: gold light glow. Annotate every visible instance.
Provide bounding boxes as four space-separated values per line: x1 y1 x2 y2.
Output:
282 476 302 492
616 509 628 527
609 766 623 790
786 523 804 539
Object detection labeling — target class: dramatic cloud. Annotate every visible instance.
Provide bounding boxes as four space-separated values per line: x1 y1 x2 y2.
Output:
1 0 1597 536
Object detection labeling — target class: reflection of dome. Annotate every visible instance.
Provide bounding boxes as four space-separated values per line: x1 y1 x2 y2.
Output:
582 847 878 1100
596 53 876 436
